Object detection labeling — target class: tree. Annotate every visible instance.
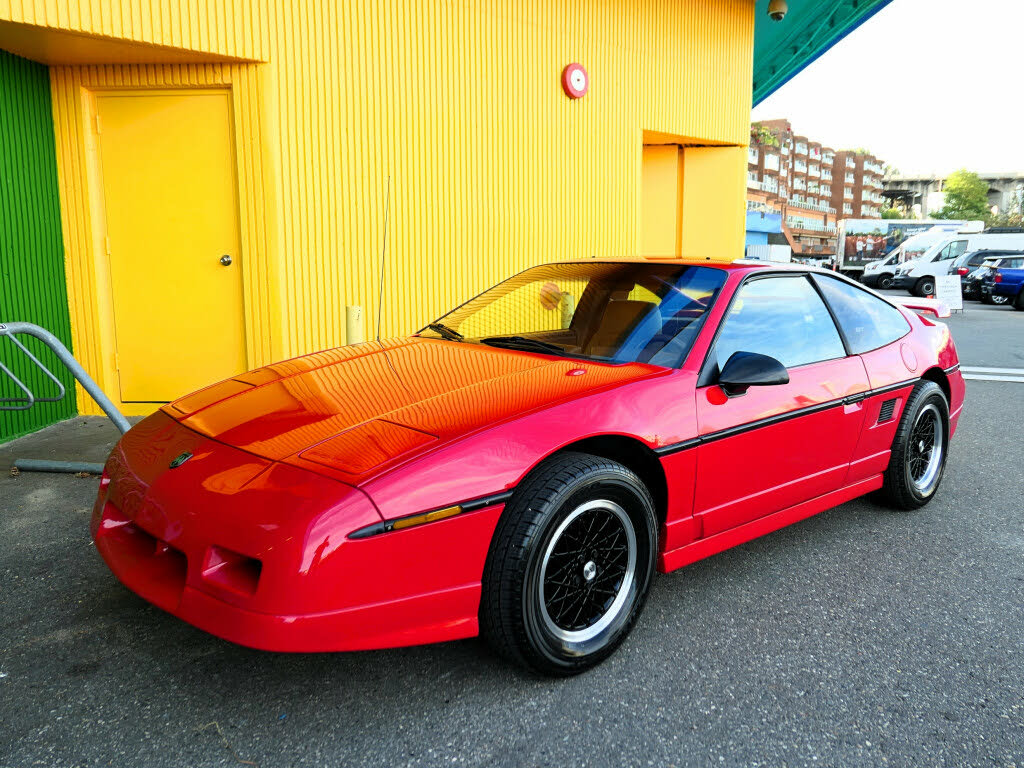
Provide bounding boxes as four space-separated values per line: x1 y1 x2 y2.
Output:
750 122 780 148
989 187 1024 227
932 170 991 221
881 207 903 219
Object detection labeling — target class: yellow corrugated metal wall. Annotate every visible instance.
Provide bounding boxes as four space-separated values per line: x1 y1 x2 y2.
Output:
0 0 269 60
13 0 755 415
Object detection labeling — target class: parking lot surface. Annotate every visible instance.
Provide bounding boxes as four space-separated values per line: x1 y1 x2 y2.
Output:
2 303 1022 767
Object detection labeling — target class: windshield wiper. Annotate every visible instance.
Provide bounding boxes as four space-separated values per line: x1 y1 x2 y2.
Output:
425 323 464 341
480 336 567 356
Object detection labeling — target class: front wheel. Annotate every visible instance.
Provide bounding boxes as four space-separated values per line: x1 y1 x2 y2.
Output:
480 452 657 675
914 276 936 297
876 380 949 510
878 273 895 290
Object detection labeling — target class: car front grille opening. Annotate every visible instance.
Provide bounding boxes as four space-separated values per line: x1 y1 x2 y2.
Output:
878 398 897 424
201 545 263 597
98 502 188 609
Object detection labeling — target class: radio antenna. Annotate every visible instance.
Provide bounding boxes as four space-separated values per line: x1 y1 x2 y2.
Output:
375 175 391 341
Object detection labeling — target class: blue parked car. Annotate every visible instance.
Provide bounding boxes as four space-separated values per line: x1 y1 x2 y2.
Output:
981 255 1024 310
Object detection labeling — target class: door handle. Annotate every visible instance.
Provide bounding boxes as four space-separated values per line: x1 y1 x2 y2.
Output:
219 255 233 267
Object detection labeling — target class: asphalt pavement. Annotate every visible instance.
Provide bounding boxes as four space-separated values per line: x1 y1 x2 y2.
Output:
1 302 1022 768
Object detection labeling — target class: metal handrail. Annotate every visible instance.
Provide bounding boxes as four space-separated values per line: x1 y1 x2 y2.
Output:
0 329 66 409
0 322 130 433
1 322 132 474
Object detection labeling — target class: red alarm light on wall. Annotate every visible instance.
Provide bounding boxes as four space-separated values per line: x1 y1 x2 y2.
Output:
561 63 589 99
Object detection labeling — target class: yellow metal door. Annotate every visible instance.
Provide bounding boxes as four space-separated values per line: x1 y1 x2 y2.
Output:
641 145 682 257
95 90 246 403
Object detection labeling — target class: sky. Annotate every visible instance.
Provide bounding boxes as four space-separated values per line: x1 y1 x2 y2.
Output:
751 0 1024 177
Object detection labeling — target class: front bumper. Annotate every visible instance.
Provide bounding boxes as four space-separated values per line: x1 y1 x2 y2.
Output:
893 275 915 290
92 412 505 652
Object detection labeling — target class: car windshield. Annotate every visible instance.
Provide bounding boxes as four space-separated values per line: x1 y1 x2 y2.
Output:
420 262 727 367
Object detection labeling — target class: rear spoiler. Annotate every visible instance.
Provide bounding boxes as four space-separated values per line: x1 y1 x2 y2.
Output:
892 297 950 319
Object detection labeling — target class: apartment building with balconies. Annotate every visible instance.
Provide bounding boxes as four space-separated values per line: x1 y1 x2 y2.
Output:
829 150 886 219
748 119 839 261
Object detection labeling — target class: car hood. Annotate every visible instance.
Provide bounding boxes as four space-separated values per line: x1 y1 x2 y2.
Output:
163 337 657 474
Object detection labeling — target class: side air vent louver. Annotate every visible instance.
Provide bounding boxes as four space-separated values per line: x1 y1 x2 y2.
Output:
878 398 897 424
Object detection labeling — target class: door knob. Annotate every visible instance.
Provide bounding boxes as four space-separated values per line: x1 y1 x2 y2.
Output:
219 255 233 266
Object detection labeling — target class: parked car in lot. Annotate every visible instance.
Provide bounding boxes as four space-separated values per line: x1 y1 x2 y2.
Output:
91 259 965 674
961 252 1024 302
982 257 1024 309
894 232 1024 296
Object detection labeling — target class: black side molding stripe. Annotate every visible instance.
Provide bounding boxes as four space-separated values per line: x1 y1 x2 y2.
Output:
868 378 920 398
654 377 920 457
653 438 701 457
461 491 514 513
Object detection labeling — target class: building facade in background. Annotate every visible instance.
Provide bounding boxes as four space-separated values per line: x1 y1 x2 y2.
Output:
830 150 886 219
746 118 887 262
747 119 839 261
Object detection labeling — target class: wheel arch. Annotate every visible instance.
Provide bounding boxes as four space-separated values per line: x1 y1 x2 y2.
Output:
920 366 951 403
543 434 669 527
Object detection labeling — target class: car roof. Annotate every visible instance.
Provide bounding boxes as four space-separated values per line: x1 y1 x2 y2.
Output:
543 257 817 276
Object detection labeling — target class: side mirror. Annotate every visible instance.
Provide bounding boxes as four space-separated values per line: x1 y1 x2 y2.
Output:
718 351 789 397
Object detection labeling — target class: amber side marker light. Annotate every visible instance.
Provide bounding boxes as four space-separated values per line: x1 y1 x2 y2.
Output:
348 491 515 540
350 505 463 539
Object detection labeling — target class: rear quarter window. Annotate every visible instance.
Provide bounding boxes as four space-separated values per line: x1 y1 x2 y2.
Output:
813 275 910 354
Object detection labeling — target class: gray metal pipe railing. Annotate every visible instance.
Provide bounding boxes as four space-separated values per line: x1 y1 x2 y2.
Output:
0 322 131 433
1 322 131 474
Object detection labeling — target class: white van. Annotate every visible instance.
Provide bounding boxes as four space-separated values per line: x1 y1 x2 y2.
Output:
860 227 978 292
861 226 964 289
894 232 1024 296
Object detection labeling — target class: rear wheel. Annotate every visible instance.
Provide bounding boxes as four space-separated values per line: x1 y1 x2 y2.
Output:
991 293 1010 305
480 452 657 675
1015 291 1024 311
914 276 936 297
876 380 949 510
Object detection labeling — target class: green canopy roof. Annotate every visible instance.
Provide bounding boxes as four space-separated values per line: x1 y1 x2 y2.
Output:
753 0 892 105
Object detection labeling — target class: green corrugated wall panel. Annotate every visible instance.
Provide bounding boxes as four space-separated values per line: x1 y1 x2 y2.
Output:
0 48 76 443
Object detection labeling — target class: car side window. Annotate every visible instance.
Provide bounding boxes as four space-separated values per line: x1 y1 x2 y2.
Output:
813 275 910 354
712 276 845 371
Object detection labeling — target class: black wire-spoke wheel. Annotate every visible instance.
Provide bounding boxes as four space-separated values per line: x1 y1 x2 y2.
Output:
907 403 943 494
877 380 950 510
539 499 637 643
480 452 657 676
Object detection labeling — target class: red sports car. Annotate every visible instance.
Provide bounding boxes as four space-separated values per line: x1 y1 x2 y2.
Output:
92 259 964 675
